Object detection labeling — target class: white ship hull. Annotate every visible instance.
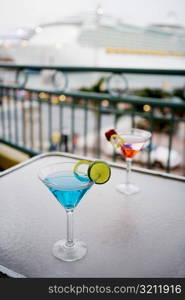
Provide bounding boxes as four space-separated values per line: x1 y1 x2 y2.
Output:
1 10 185 69
5 42 185 69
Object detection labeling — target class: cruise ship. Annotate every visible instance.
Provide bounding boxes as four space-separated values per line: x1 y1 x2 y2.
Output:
0 7 185 68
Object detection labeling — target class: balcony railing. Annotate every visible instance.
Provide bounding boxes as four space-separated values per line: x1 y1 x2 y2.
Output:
0 64 185 175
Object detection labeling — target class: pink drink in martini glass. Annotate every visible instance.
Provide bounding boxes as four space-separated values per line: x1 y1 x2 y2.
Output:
105 128 151 195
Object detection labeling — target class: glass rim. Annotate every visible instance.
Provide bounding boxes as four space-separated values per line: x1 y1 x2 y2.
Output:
116 128 151 138
38 161 79 180
38 160 93 189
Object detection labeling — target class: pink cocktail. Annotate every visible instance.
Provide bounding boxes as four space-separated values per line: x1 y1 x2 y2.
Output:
105 128 151 195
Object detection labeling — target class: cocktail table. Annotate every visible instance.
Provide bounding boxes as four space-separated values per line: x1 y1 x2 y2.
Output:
0 152 185 278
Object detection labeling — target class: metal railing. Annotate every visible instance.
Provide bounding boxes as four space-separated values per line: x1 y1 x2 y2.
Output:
0 64 185 174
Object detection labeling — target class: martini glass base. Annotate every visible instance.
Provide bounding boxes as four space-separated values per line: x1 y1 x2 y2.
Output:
116 183 140 195
52 239 87 262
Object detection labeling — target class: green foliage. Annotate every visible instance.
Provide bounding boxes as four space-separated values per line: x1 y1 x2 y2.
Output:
133 87 171 99
173 88 185 100
79 76 185 101
80 77 108 93
79 76 185 133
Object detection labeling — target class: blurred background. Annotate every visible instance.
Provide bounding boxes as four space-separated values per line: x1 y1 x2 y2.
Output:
0 0 185 175
1 0 185 67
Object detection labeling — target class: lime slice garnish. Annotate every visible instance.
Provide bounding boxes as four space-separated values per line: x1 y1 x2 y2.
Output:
110 134 125 148
73 160 91 175
88 161 111 184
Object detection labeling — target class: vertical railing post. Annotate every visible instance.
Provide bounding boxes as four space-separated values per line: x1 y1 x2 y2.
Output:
166 108 175 173
131 104 136 128
48 95 52 150
38 93 43 152
96 102 101 158
83 100 88 156
59 99 63 152
6 88 12 142
21 90 26 146
13 89 19 144
147 107 154 169
29 92 34 149
113 113 119 162
71 97 75 153
0 88 5 139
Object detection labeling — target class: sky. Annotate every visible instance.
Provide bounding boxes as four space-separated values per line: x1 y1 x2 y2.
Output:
0 0 185 32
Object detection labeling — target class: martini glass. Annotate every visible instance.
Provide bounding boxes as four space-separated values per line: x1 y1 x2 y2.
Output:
116 128 151 195
38 162 93 262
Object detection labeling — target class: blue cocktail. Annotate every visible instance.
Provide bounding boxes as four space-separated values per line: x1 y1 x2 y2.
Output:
44 170 93 209
39 160 111 262
39 162 93 262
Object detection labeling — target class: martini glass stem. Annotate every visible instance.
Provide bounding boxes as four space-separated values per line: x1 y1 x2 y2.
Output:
126 158 132 185
66 209 74 247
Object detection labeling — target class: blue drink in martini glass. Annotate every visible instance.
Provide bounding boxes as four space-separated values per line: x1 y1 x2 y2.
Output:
39 160 111 262
44 170 93 210
39 162 93 262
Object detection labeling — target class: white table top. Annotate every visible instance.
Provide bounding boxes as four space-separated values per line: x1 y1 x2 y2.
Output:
0 152 185 278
